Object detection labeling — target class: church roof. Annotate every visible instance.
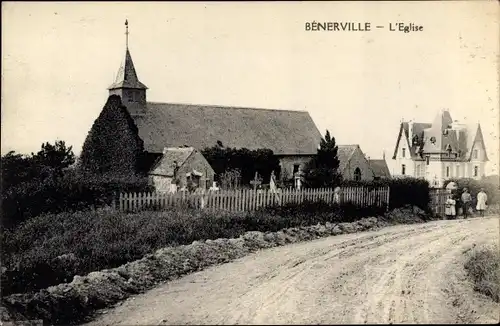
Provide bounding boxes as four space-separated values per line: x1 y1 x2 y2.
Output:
132 102 323 156
369 159 391 178
108 48 148 90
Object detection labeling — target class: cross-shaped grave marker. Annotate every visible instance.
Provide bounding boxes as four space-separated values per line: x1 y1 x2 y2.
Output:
250 171 262 190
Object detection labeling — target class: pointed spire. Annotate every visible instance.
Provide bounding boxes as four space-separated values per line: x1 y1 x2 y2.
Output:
108 20 147 90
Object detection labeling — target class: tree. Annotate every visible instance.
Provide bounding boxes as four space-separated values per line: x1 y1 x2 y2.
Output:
303 130 342 188
201 144 281 186
78 95 145 177
34 141 75 169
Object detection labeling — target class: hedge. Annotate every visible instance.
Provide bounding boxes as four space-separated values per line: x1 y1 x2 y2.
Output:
1 171 152 229
340 177 431 211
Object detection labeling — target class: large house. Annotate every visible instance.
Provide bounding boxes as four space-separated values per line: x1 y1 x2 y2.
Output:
107 22 322 183
391 109 488 187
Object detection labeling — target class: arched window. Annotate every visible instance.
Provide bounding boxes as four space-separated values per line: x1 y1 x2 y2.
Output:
354 167 361 181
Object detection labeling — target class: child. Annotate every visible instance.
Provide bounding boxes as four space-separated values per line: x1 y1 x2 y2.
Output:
445 195 456 219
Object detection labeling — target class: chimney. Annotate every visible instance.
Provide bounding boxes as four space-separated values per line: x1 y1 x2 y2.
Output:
408 118 416 146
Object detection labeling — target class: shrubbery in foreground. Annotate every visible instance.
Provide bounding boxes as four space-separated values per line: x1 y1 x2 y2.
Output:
1 201 385 296
464 245 499 302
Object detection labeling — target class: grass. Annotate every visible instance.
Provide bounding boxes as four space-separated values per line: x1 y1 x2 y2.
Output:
1 201 386 296
464 244 500 302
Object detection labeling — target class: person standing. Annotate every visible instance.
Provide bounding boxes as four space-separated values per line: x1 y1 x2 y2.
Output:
476 188 488 217
461 188 472 218
445 195 456 219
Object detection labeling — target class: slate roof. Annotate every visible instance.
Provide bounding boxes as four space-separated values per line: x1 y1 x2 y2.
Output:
149 147 196 177
392 110 487 161
369 159 391 178
132 102 323 156
108 48 148 90
337 145 359 173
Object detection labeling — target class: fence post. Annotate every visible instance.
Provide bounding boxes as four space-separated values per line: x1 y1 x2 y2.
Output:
386 186 390 212
111 191 117 211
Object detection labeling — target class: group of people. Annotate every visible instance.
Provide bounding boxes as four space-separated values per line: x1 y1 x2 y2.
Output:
445 188 488 219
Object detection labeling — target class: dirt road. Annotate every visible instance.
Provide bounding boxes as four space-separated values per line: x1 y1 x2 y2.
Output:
87 217 499 325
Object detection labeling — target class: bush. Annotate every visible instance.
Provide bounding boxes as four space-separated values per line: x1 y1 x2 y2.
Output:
1 201 385 296
1 170 152 229
78 95 145 176
341 177 431 211
464 245 499 302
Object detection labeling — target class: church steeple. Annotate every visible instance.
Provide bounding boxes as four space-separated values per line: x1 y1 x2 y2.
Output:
108 20 147 91
108 20 147 116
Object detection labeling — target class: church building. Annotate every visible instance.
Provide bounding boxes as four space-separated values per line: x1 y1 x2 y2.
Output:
107 21 323 181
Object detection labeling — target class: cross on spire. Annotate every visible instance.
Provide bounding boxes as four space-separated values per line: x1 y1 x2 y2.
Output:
125 19 129 49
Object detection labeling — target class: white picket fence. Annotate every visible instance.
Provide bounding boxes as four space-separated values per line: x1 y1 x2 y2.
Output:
118 186 390 213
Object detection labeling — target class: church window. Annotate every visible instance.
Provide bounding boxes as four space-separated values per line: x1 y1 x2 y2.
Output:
354 167 361 181
402 148 406 158
473 149 478 159
127 91 134 102
401 164 406 175
446 166 450 177
474 166 478 177
456 165 460 177
425 156 430 165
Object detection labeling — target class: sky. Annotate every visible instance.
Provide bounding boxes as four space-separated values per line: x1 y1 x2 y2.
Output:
2 1 499 174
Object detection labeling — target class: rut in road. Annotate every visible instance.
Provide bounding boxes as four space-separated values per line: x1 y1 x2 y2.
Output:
86 217 499 326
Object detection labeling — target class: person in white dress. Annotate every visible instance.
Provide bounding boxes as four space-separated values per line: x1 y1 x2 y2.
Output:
476 188 488 217
445 195 456 219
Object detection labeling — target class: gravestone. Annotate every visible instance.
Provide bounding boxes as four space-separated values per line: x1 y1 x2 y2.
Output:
250 172 262 190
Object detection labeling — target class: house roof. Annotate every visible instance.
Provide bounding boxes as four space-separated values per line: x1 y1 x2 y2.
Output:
132 102 323 155
108 48 148 90
337 145 359 173
392 110 487 161
392 122 432 159
369 159 391 178
149 147 196 177
421 110 455 154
